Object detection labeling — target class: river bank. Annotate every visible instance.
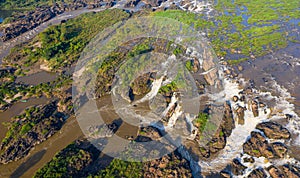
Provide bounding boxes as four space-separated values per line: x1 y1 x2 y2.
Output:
0 116 83 177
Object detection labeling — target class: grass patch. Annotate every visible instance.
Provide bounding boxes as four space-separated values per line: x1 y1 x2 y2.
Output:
193 113 209 133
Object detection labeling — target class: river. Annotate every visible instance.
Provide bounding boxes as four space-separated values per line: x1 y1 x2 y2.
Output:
0 116 83 178
0 94 140 177
0 4 140 177
0 0 299 177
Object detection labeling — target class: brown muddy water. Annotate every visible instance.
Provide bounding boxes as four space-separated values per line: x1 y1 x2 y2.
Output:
96 95 143 139
0 71 71 177
0 97 49 142
16 71 58 85
0 116 83 178
239 43 300 115
0 94 145 177
239 43 300 161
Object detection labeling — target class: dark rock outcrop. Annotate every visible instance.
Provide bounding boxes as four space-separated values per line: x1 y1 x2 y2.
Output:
124 0 141 8
256 122 291 140
247 168 267 178
232 96 239 102
220 170 231 178
142 0 167 7
271 142 287 158
282 164 300 178
243 131 288 159
130 72 154 96
0 0 107 41
251 100 259 117
243 131 268 157
208 130 226 153
231 158 247 176
236 106 246 125
222 102 235 137
0 101 66 164
267 166 285 178
243 156 255 163
143 150 192 177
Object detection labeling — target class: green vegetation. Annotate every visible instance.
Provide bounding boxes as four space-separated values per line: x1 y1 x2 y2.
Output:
159 81 177 94
34 142 96 178
0 73 72 109
4 9 129 71
193 113 209 133
1 106 41 146
185 60 193 71
219 130 224 137
37 140 192 178
252 149 260 154
93 37 189 97
37 9 128 70
227 58 248 65
153 0 300 65
172 47 184 55
152 10 214 29
20 122 35 135
128 42 153 58
93 159 143 178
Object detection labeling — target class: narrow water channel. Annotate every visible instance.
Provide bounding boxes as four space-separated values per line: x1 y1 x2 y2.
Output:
0 97 49 142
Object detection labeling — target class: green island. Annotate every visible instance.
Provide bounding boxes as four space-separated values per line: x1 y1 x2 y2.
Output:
34 137 192 178
3 9 129 71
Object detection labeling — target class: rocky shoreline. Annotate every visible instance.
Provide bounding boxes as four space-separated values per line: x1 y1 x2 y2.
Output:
0 90 73 164
176 63 300 177
0 0 109 42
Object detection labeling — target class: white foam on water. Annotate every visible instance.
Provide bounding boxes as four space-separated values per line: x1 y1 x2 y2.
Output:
166 104 183 129
198 78 270 172
240 156 300 178
196 75 300 175
185 113 198 140
239 155 272 178
266 80 300 145
161 94 177 117
134 76 164 104
196 75 300 173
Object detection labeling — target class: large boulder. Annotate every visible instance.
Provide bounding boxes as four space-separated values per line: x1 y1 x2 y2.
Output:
267 166 285 178
231 158 247 176
256 122 291 140
130 72 154 96
209 130 226 153
221 102 235 137
251 100 259 117
247 168 267 178
282 164 300 178
271 142 287 158
236 106 246 125
243 131 288 159
243 131 275 158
